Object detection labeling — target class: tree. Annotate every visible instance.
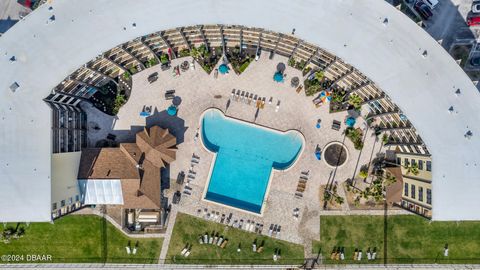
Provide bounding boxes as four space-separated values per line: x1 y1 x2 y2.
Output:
405 163 419 175
112 94 126 115
348 93 363 110
314 70 324 81
382 133 389 145
335 196 345 205
384 173 397 186
358 168 369 179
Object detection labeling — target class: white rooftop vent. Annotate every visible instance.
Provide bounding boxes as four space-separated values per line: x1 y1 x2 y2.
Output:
455 89 461 96
132 22 136 28
9 82 19 92
422 50 428 58
465 130 473 139
383 18 388 26
9 56 16 63
448 106 454 113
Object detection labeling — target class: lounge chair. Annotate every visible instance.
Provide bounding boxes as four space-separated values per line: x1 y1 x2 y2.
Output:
183 190 191 195
180 244 189 256
236 90 241 101
126 246 131 254
295 192 303 198
300 175 308 181
268 224 274 236
240 91 245 102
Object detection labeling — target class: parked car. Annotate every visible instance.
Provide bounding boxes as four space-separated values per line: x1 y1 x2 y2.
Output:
414 1 433 20
467 16 480 26
473 3 480 13
470 57 480 66
423 0 438 10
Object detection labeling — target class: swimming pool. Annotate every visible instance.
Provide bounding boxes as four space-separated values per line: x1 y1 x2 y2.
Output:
201 109 304 214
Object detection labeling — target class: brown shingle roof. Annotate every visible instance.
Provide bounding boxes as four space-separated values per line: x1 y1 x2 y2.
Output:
77 148 140 180
78 126 177 209
121 179 159 209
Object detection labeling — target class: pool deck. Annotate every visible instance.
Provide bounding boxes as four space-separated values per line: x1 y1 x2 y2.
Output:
82 53 386 246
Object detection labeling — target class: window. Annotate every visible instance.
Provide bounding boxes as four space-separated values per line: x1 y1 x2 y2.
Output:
426 161 432 171
427 189 432 204
52 203 57 211
411 184 416 199
68 197 73 205
75 195 80 202
411 159 417 166
397 157 401 165
418 187 424 202
418 160 424 170
404 158 409 166
404 183 409 196
61 200 65 207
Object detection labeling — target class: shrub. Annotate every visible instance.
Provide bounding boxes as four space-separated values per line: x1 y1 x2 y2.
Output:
288 57 296 67
112 94 126 115
179 49 190 58
122 71 131 80
238 58 252 73
348 93 363 110
358 168 369 179
346 127 364 150
129 66 137 75
160 54 169 64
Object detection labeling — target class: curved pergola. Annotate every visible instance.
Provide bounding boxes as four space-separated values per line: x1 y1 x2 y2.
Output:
0 0 479 222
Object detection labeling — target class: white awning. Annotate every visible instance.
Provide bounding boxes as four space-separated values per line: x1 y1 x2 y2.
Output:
78 179 124 205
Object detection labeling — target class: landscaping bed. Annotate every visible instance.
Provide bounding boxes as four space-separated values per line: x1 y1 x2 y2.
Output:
314 215 480 264
166 213 304 265
190 45 222 74
226 46 253 74
0 215 163 264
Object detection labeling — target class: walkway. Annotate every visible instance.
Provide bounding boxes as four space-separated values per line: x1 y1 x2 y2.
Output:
158 207 179 264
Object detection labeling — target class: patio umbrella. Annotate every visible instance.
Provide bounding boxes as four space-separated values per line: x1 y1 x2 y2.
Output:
219 64 229 74
172 96 182 106
346 117 356 127
276 62 286 73
273 72 284 82
167 105 177 116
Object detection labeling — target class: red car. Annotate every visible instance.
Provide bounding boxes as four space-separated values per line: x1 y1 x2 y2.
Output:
467 16 480 26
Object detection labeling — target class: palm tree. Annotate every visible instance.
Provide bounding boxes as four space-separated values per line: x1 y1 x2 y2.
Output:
348 93 363 110
314 70 324 81
404 163 419 175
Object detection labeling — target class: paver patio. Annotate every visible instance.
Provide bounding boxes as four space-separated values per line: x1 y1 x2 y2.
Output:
82 53 387 246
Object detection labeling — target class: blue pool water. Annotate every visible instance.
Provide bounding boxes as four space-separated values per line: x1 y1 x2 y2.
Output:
201 109 303 213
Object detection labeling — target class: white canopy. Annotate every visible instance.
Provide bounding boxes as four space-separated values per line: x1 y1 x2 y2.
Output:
78 179 124 205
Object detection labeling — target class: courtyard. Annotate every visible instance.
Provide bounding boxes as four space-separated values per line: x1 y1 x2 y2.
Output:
83 52 387 248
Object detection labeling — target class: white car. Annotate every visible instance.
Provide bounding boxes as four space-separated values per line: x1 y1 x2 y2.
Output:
473 3 480 13
422 0 438 9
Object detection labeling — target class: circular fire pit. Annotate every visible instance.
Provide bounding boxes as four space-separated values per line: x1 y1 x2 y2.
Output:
323 142 349 168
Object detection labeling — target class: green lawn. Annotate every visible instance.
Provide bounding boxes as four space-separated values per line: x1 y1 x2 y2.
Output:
166 213 304 265
0 215 162 263
314 215 480 264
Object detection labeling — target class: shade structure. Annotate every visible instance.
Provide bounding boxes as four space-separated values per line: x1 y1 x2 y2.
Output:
273 72 284 82
219 64 229 74
167 105 177 116
346 117 356 127
78 179 124 205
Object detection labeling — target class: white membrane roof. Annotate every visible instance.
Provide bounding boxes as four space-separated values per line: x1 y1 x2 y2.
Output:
0 0 479 221
78 179 124 205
